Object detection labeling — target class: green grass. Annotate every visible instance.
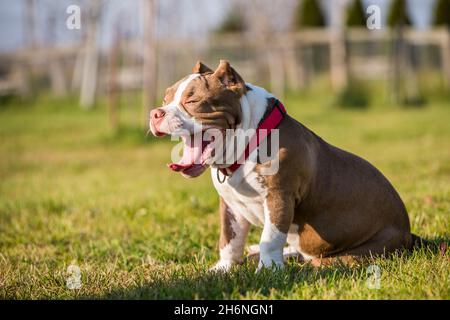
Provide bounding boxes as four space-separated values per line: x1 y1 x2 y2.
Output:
0 92 449 299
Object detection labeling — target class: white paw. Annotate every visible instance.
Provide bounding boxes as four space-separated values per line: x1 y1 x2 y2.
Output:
256 260 284 272
209 260 234 273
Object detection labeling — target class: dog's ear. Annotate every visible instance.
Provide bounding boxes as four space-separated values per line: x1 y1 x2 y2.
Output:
192 61 213 74
213 60 245 95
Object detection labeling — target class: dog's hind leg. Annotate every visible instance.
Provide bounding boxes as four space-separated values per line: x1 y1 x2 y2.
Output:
309 255 361 267
309 227 413 267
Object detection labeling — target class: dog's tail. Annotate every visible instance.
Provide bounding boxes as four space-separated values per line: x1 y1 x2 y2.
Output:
411 233 448 255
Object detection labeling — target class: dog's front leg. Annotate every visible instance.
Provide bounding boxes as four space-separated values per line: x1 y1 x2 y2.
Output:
210 198 250 272
257 193 293 271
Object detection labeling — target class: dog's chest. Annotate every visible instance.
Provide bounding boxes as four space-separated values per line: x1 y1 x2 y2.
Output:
212 168 267 227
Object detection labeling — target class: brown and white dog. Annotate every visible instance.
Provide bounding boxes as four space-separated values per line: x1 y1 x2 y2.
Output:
149 60 417 271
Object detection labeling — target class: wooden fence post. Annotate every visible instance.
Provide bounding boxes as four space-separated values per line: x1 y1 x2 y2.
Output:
390 27 406 104
330 30 348 91
267 47 285 100
80 1 101 109
441 28 450 88
49 59 68 97
15 62 31 97
283 38 302 91
142 0 158 126
107 26 121 133
329 0 348 92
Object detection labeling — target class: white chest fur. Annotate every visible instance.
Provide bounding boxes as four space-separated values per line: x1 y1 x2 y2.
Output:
212 154 266 227
211 84 273 227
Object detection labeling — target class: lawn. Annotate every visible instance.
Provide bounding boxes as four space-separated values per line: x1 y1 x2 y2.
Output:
0 92 449 299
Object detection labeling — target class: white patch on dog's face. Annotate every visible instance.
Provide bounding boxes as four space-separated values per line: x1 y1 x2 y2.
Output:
171 74 199 107
158 73 202 137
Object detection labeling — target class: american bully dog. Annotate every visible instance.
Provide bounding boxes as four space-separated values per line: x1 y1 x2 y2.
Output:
149 60 422 271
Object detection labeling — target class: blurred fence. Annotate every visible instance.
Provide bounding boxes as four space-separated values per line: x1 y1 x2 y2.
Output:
0 27 449 105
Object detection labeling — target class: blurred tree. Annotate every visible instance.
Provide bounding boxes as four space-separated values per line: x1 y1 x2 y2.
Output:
294 0 325 29
346 0 366 27
334 80 370 109
387 0 412 27
25 0 37 49
215 4 247 33
142 0 157 125
433 0 450 27
80 0 103 109
433 0 450 89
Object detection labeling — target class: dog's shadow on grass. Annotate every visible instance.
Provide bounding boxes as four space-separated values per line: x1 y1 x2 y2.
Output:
89 262 363 300
85 237 449 299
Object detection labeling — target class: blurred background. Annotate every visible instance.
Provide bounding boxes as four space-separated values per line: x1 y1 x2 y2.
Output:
0 0 449 125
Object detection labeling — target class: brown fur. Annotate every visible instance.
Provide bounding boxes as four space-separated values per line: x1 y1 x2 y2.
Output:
255 114 413 259
219 197 236 250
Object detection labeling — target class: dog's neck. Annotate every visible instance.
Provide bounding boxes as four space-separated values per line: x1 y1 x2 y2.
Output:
239 83 275 131
213 83 275 170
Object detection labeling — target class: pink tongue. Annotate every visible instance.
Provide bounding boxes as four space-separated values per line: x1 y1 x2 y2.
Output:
168 135 206 172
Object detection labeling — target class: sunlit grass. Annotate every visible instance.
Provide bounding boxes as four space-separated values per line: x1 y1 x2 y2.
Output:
0 92 449 299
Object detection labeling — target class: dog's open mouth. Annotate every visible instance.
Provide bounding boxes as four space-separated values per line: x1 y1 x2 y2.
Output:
168 131 216 178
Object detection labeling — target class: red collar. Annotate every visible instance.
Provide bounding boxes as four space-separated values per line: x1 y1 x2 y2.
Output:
218 100 286 179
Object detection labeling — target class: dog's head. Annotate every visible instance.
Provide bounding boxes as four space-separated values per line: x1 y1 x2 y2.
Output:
149 60 246 178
